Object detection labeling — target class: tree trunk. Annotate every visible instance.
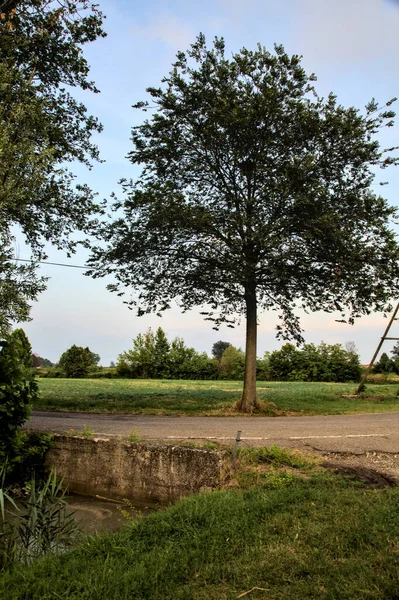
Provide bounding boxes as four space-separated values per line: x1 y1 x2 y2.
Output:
237 284 258 413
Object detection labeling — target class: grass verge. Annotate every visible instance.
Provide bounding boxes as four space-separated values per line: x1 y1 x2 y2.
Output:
1 464 398 599
34 378 399 416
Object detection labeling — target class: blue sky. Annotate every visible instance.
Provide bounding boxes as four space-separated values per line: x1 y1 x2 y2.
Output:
17 0 399 365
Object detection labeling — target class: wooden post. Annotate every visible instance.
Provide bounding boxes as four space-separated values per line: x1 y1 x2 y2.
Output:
356 301 399 394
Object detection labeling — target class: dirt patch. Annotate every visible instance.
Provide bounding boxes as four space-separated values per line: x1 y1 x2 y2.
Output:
320 451 399 488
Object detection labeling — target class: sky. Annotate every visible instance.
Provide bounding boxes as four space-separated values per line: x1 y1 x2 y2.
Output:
15 0 399 365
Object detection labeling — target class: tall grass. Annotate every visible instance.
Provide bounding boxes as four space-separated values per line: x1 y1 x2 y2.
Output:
1 475 398 599
0 470 81 569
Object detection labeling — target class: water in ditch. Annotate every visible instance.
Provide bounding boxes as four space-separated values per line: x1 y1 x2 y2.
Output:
66 494 159 533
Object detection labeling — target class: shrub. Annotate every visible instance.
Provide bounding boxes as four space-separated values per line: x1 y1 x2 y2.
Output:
0 329 37 469
58 345 100 378
268 342 361 382
9 432 54 486
36 367 65 378
219 346 245 380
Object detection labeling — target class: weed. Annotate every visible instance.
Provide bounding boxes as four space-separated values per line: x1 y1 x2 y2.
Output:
239 444 315 469
67 426 94 437
126 430 141 442
201 441 220 450
0 470 81 569
174 440 221 450
254 400 280 415
0 461 18 521
236 466 298 489
117 498 143 522
263 466 297 488
81 425 94 437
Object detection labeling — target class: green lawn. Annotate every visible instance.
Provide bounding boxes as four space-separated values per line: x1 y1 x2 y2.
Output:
2 471 398 599
34 378 399 416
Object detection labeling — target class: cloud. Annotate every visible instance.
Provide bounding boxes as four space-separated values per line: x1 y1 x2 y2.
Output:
293 0 399 68
132 14 195 50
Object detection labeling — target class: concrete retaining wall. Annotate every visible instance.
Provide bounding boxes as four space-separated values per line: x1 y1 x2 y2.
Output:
46 435 227 503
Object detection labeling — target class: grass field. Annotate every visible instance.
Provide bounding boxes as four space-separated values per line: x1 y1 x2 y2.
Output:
34 378 399 416
2 463 398 599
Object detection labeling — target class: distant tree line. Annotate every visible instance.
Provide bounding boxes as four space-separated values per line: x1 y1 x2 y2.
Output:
372 343 399 375
265 342 361 383
37 327 362 382
116 334 361 382
32 354 54 368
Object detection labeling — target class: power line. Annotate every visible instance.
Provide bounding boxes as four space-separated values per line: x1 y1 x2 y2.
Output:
13 258 87 269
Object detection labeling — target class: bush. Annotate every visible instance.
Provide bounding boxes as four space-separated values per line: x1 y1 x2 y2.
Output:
372 352 395 374
36 367 65 378
269 343 301 380
117 329 220 380
58 345 99 378
219 346 245 380
85 368 118 379
268 342 361 383
0 329 38 468
8 432 54 486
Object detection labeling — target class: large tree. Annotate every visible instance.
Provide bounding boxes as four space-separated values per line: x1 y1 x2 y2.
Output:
212 340 232 361
0 0 106 334
89 35 399 412
58 345 99 378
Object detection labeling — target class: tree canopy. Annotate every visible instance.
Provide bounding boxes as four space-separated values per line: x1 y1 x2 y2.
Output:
89 35 399 411
116 327 219 380
58 345 100 378
267 342 361 382
212 341 232 361
0 0 106 335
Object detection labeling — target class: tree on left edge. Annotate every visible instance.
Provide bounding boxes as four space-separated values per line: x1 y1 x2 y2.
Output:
0 0 106 336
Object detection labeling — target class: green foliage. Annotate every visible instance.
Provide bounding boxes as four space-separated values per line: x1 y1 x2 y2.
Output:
7 432 54 486
0 233 47 337
391 342 399 359
80 368 118 379
269 342 361 382
239 445 314 469
0 0 106 332
66 425 94 438
0 329 37 466
211 340 231 361
126 430 141 442
269 343 301 381
235 465 298 489
373 344 399 375
35 367 65 378
32 354 54 368
117 328 219 380
90 34 399 413
219 345 245 380
154 327 171 378
58 345 100 378
0 469 81 570
0 461 18 522
10 328 33 368
117 498 143 522
117 328 159 378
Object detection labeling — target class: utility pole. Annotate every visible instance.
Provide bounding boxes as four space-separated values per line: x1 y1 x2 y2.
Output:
356 301 399 394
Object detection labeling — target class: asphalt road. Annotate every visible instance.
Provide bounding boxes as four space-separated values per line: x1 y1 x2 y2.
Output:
27 410 399 454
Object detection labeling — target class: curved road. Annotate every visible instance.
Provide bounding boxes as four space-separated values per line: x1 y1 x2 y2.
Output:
27 410 399 454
